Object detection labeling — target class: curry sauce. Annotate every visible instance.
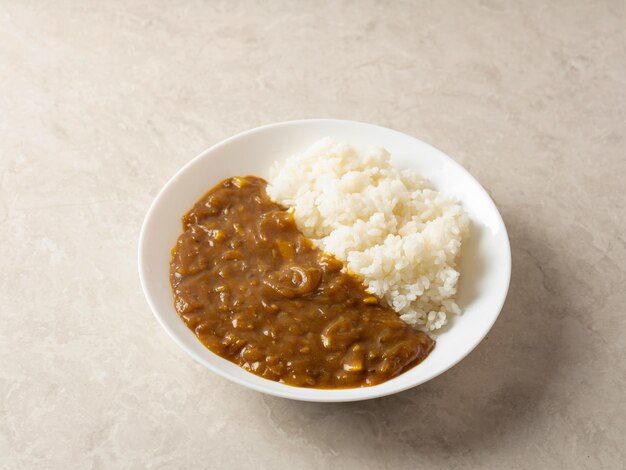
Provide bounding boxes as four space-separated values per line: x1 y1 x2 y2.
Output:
170 176 434 388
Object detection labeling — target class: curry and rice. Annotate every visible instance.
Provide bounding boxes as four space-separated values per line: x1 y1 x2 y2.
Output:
170 139 468 389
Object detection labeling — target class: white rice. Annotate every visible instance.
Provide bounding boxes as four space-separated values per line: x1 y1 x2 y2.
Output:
267 138 469 332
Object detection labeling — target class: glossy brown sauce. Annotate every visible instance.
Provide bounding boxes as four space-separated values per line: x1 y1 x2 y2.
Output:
170 176 434 388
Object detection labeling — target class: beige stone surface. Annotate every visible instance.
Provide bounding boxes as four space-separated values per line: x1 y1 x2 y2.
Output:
1 1 625 468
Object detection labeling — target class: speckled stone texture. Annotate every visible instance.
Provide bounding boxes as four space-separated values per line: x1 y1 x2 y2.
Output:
1 1 625 469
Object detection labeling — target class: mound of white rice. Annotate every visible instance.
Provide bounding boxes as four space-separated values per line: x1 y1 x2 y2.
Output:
267 138 469 331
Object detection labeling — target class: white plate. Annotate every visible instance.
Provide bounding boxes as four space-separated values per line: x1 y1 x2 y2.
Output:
138 119 511 402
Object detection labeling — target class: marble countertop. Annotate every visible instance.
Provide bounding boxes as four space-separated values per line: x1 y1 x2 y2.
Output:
1 1 625 468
